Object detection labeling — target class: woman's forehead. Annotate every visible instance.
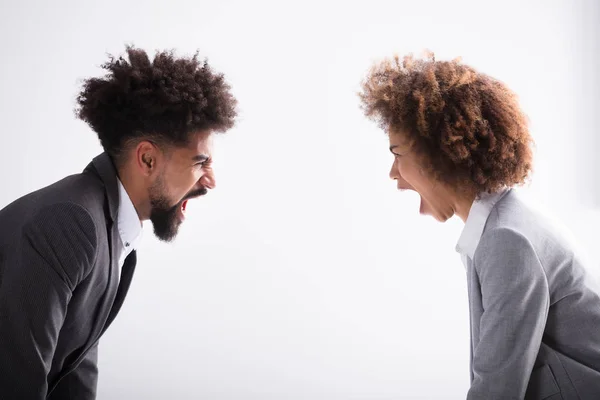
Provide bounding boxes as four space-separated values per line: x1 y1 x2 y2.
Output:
388 129 415 150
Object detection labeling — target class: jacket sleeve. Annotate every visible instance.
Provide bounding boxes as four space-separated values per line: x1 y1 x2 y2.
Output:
0 202 98 400
47 342 99 400
467 227 550 400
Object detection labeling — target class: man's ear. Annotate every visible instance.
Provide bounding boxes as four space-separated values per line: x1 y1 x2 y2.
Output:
142 153 153 168
136 141 158 176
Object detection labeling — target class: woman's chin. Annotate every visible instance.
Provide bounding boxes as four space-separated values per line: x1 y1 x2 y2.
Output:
419 198 451 222
419 197 429 216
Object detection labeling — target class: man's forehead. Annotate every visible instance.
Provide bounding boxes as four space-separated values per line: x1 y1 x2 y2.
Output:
186 131 213 151
166 134 212 162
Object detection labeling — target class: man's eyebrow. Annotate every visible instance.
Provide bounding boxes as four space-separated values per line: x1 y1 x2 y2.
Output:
192 154 209 162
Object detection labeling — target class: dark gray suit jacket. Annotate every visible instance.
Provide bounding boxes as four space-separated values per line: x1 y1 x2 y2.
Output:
0 153 137 399
466 190 600 399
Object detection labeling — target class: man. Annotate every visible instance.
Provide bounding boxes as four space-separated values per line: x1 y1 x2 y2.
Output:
0 46 238 399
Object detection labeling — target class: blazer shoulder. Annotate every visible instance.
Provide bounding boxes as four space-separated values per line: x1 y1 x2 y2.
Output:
473 226 546 279
476 226 533 254
21 201 101 288
33 171 108 223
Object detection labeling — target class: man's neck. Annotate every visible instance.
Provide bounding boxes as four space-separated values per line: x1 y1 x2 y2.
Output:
116 165 148 221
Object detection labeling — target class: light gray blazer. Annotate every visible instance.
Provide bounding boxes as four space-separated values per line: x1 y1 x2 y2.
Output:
465 190 600 399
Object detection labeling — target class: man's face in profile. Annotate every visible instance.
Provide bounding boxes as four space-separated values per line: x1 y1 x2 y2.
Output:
147 131 216 241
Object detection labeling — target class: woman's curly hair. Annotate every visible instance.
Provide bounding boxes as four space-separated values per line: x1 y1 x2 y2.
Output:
76 45 238 162
359 52 533 195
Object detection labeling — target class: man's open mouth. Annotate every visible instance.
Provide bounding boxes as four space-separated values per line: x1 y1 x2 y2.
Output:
181 199 189 215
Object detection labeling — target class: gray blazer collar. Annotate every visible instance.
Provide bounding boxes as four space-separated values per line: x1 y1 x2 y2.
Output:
456 188 512 260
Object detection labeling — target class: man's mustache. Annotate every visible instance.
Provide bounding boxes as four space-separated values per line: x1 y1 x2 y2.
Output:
183 187 208 201
162 187 209 214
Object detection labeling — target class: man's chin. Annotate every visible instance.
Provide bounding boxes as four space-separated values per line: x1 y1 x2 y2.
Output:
153 225 180 242
150 215 183 243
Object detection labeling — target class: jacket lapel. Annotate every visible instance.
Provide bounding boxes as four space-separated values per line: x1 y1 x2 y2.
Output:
73 154 124 353
49 153 124 390
102 250 137 334
66 153 139 359
83 153 123 344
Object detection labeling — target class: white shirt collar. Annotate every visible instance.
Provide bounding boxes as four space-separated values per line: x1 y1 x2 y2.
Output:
456 188 510 261
117 178 143 260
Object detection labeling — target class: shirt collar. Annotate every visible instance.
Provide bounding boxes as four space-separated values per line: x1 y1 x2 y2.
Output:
455 188 510 260
117 178 143 251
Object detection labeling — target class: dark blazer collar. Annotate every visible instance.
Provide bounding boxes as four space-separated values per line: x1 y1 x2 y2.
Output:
85 152 120 222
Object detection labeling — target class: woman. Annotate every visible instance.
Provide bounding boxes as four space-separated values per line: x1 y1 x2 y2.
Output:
359 53 600 399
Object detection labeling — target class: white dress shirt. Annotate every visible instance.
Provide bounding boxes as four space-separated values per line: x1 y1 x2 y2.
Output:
455 188 510 268
116 179 143 272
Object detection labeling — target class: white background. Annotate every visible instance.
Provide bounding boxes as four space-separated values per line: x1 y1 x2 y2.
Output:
1 0 599 398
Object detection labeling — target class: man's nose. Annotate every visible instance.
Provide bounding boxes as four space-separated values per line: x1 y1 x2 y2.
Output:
199 172 216 189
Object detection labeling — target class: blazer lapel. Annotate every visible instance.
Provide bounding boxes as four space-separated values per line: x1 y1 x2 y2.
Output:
79 154 123 350
50 153 124 389
86 152 139 337
102 250 137 334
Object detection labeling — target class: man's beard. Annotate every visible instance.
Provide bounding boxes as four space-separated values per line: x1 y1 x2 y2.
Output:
148 176 207 242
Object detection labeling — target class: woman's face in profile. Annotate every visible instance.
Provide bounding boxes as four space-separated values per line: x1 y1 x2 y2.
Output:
388 131 457 222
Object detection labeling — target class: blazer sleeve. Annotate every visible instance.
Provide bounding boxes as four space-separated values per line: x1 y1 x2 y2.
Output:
0 202 98 400
467 227 550 400
47 342 99 400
